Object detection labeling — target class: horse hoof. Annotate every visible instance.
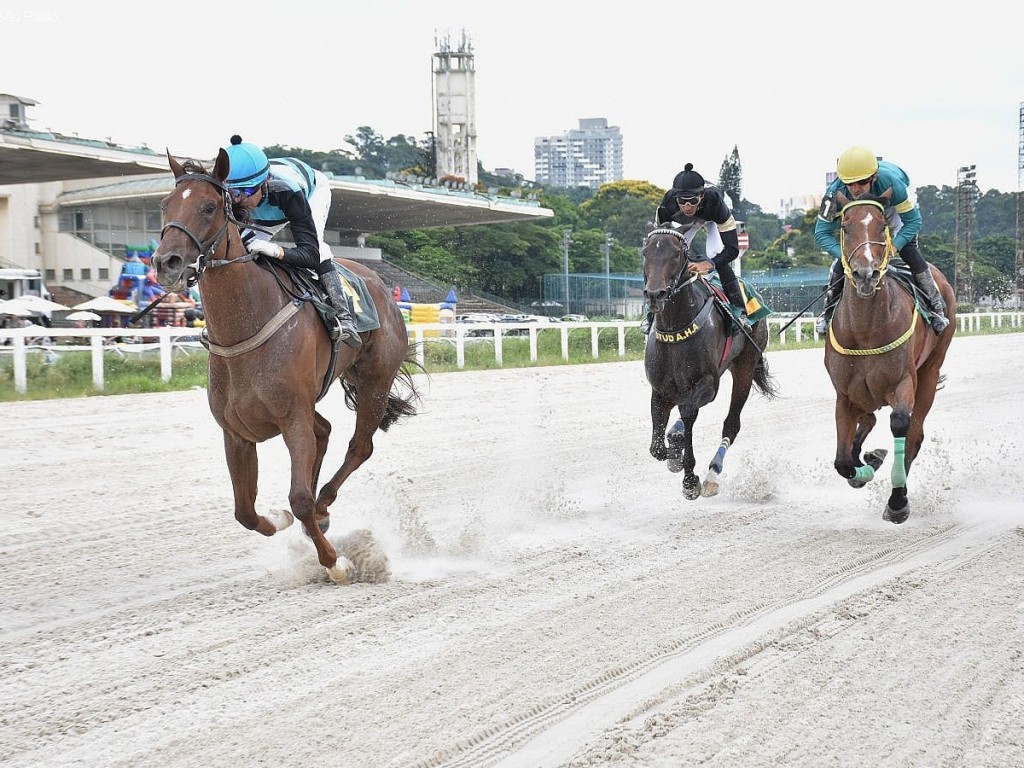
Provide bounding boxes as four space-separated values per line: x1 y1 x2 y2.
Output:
864 449 888 469
701 480 720 497
847 478 868 489
326 556 355 584
265 509 294 531
667 456 684 473
883 505 910 524
683 480 701 500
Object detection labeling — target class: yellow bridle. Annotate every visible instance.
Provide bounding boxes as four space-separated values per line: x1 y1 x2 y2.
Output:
839 199 896 288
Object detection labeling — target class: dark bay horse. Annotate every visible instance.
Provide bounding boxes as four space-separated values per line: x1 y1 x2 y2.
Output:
152 149 420 582
825 197 956 523
642 227 778 499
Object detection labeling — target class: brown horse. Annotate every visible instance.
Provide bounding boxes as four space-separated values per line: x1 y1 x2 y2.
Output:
152 149 420 582
825 197 956 523
642 226 778 498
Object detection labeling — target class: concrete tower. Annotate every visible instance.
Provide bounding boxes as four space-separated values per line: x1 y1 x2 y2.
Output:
432 29 478 186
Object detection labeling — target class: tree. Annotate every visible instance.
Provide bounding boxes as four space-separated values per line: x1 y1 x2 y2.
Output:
718 146 744 219
579 180 664 252
343 126 387 172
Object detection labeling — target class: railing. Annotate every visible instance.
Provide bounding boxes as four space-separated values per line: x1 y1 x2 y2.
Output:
0 326 203 394
3 312 1022 393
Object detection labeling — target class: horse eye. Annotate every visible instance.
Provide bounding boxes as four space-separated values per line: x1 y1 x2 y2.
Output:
200 201 217 216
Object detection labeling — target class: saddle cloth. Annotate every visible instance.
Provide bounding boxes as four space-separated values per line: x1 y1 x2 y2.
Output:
706 275 772 331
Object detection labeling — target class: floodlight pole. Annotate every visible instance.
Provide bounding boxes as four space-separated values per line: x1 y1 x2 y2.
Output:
562 228 572 314
603 232 613 316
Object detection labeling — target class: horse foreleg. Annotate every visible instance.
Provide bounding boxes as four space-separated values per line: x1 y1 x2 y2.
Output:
223 432 292 535
280 420 348 583
834 395 880 488
649 393 674 462
678 410 701 500
883 399 914 525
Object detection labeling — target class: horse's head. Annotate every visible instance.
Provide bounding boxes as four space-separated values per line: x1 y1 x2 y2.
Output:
151 149 233 291
838 192 895 298
641 227 693 313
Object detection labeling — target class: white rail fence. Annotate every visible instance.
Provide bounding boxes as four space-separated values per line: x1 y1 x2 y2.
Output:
2 312 1023 394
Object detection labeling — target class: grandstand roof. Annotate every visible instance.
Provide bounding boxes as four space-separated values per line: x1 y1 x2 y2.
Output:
1 128 552 234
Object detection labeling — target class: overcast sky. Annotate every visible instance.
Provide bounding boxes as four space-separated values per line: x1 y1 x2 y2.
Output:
3 1 1022 210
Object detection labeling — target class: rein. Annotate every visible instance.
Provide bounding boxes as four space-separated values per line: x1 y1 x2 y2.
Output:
831 199 918 355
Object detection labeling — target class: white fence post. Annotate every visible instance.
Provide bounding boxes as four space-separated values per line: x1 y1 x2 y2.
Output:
91 335 105 391
160 332 173 382
13 335 26 393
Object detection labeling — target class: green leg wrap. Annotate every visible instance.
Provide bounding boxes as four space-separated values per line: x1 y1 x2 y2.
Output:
854 464 876 483
891 436 907 488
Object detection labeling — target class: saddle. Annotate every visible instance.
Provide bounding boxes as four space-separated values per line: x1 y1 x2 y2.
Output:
284 261 382 336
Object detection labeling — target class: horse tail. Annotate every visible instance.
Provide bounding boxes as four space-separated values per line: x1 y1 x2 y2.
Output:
752 354 780 400
339 341 426 432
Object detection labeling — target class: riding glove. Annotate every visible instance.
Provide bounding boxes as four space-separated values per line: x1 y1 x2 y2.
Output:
247 240 284 260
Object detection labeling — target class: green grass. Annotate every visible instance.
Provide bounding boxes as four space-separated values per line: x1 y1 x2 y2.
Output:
1 319 1019 402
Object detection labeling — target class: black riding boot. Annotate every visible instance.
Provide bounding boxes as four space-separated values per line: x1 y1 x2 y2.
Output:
317 265 362 349
911 269 950 333
815 262 844 335
640 312 654 335
721 279 748 320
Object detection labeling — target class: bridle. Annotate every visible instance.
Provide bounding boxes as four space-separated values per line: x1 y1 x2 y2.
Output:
642 228 701 303
839 199 895 290
160 172 261 280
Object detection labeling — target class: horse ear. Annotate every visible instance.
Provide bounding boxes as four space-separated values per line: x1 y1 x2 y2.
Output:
835 190 850 208
879 186 894 201
167 149 185 179
214 148 230 182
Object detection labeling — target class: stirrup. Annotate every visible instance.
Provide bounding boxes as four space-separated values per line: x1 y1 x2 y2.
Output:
929 312 949 334
815 315 828 335
335 318 362 349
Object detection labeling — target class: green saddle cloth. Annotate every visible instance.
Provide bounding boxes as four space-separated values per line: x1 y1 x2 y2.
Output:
707 275 772 330
332 261 381 333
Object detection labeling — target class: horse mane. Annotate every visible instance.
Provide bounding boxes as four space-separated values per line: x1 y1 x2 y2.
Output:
180 159 209 175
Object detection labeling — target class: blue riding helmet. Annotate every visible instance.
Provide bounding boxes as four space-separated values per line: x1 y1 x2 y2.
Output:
224 135 269 189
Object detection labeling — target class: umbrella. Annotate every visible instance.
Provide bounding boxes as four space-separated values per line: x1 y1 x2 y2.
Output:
7 294 70 312
66 310 102 322
0 300 33 318
72 296 137 314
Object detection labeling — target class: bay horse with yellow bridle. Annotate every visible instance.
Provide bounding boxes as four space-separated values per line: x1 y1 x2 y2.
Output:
825 196 956 523
152 149 420 582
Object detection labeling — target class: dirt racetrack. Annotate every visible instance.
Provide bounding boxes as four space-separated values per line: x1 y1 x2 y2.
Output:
2 333 1022 768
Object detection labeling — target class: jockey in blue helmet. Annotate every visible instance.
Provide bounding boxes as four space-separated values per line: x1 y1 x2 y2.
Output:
224 135 361 348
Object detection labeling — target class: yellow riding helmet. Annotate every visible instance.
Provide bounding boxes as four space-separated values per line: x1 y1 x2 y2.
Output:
837 146 879 184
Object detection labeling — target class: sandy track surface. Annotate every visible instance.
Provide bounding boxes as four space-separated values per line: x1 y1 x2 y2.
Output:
2 334 1022 768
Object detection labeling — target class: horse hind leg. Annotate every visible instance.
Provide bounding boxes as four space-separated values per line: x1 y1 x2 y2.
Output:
702 362 755 497
701 437 731 497
280 420 350 583
224 432 294 535
310 411 332 533
315 379 394 520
